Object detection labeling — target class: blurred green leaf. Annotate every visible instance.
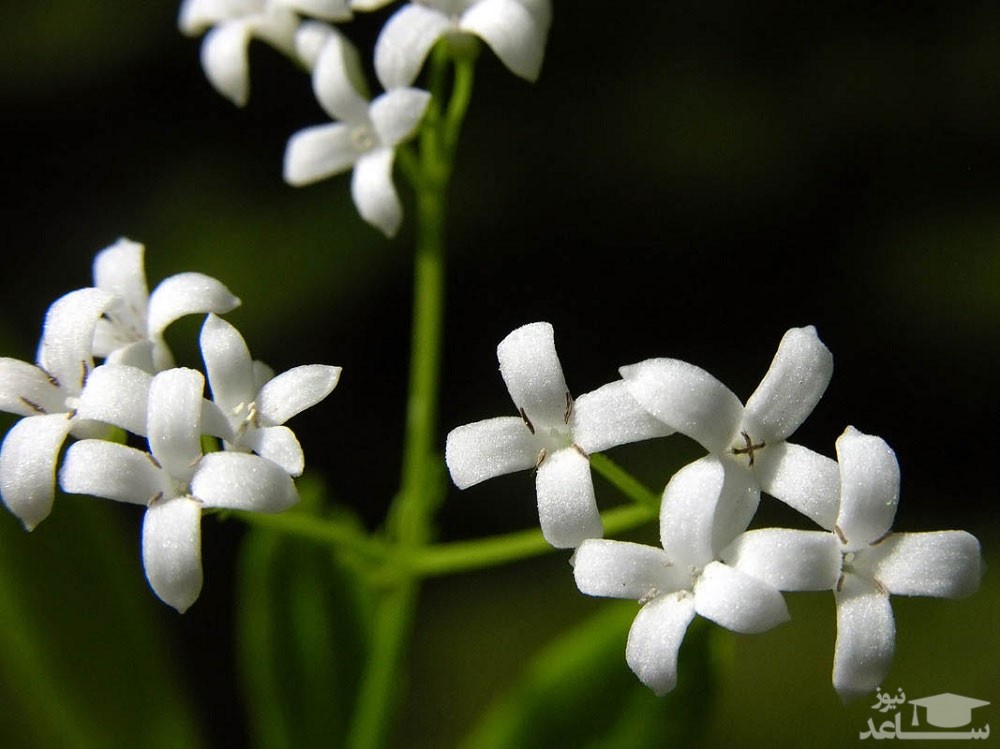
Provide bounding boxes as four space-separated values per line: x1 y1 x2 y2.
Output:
236 475 373 749
460 601 717 749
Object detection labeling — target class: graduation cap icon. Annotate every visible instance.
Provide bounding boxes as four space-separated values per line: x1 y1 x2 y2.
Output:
908 693 990 728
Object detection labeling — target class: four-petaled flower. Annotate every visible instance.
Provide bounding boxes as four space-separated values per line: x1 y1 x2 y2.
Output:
445 322 672 548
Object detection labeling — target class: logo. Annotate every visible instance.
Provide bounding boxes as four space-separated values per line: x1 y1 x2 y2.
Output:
861 688 991 740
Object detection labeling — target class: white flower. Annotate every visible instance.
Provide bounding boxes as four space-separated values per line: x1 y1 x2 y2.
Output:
92 238 241 373
179 0 352 106
374 0 553 89
284 33 430 237
199 314 341 475
573 456 793 696
621 326 841 527
59 368 298 612
445 322 672 549
0 288 115 529
722 427 983 700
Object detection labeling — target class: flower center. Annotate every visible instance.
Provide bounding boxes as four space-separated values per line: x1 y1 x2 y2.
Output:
731 430 766 466
350 124 378 152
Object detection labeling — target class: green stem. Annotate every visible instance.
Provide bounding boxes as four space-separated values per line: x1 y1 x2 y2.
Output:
590 453 662 510
229 509 386 563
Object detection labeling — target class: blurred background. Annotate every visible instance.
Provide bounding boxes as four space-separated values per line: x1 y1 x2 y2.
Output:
0 2 997 747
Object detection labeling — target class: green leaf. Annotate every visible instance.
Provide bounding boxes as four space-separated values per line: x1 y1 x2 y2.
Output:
236 475 373 749
460 602 717 749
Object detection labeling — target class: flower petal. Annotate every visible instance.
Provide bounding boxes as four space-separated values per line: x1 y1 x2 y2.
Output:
741 326 833 444
461 0 549 81
753 441 840 530
625 591 697 696
374 4 452 89
92 238 149 321
75 364 153 436
0 359 64 417
721 528 841 591
148 368 205 480
571 380 674 455
191 451 299 512
444 416 537 488
0 414 72 529
256 364 341 425
535 447 602 548
834 426 899 549
497 322 570 429
369 88 431 147
147 273 241 342
833 574 895 701
37 288 114 392
60 439 168 507
351 148 403 237
869 531 982 598
694 561 790 633
312 33 371 121
103 340 157 373
201 21 253 106
294 20 341 69
620 358 743 454
143 496 203 613
275 0 352 22
284 122 358 186
200 314 255 415
243 425 305 476
572 539 686 601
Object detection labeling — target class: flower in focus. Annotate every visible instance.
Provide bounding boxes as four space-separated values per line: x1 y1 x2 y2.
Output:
92 238 241 372
621 326 841 527
200 314 341 475
284 33 431 236
59 368 298 612
445 322 672 549
374 0 553 89
573 456 795 695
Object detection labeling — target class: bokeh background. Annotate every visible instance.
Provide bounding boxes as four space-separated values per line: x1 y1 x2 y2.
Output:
0 2 997 747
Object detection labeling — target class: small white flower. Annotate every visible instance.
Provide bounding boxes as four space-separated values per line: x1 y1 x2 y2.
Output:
59 368 298 612
621 326 841 527
722 426 983 700
92 238 241 372
374 0 553 89
284 33 431 237
445 322 672 549
573 456 793 696
0 288 115 529
199 314 341 475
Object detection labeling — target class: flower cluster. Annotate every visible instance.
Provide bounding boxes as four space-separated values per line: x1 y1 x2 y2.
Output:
179 0 553 236
445 322 983 699
0 238 340 612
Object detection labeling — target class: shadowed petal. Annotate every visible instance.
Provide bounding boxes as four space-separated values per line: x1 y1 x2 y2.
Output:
200 314 255 414
535 447 602 548
284 122 357 186
143 496 203 613
445 416 537 488
275 0 351 21
835 427 899 549
0 414 72 529
201 22 253 106
312 33 370 121
351 148 403 237
498 322 570 429
76 364 153 436
461 0 548 81
148 369 205 480
833 574 895 701
754 441 840 530
722 528 840 591
192 452 299 512
370 88 431 147
374 4 451 89
244 425 305 476
694 561 790 633
257 364 341 425
572 380 674 455
625 591 697 696
93 238 149 321
60 440 167 507
869 531 982 598
572 539 686 600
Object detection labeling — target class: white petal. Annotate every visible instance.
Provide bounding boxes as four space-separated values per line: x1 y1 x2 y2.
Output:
535 447 602 549
199 314 255 415
625 591 697 696
833 575 895 701
284 122 358 186
834 426 899 549
753 441 840 530
571 380 674 455
369 88 431 147
75 364 153 436
351 0 394 9
143 496 203 613
0 414 72 529
374 4 452 89
191 451 299 512
104 340 157 373
461 0 548 81
351 148 403 237
444 416 537 488
0 359 64 417
497 322 570 429
869 531 982 598
295 21 340 70
620 358 743 454
275 0 351 22
252 360 276 392
312 32 370 121
721 528 841 591
37 288 114 392
59 440 168 507
741 326 833 444
256 364 341 425
147 273 241 341
244 425 305 476
248 7 299 56
92 238 149 319
572 539 686 600
201 399 235 441
694 561 790 633
201 22 253 106
148 368 205 480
